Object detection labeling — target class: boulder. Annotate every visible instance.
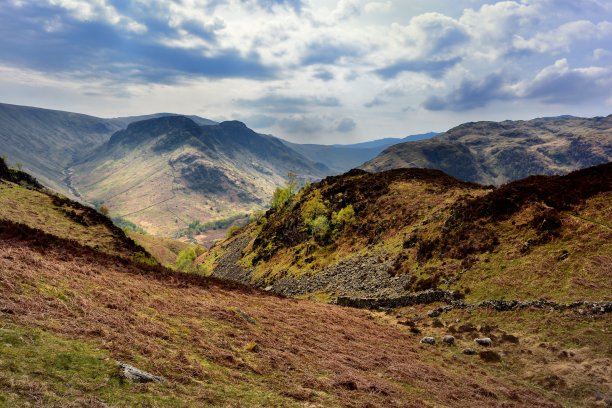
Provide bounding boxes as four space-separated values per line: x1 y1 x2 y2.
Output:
474 337 492 347
118 362 164 383
442 335 456 345
420 336 436 345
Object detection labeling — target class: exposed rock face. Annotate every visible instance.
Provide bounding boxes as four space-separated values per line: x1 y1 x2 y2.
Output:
362 115 612 185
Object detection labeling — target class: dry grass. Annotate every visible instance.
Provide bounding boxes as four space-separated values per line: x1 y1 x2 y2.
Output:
390 304 611 407
0 231 560 407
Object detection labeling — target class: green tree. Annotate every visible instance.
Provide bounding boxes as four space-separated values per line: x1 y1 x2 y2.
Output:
175 247 197 272
332 205 356 226
310 215 330 241
271 172 300 209
301 190 328 223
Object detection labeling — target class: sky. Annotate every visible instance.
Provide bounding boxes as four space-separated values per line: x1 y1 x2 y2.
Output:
0 0 611 144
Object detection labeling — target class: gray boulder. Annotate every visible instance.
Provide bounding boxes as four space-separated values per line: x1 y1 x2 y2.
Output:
118 362 164 383
442 335 456 345
420 336 436 345
474 337 492 347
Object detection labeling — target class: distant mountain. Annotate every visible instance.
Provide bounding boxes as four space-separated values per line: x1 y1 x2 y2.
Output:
72 116 327 236
361 115 612 185
0 103 216 194
334 132 438 149
284 132 438 174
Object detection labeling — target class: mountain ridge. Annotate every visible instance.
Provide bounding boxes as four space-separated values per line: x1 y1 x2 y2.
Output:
362 114 612 185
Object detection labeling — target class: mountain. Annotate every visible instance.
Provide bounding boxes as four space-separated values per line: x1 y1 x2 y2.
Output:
0 157 571 407
284 132 438 174
0 103 215 194
361 115 612 185
71 116 327 236
334 132 439 149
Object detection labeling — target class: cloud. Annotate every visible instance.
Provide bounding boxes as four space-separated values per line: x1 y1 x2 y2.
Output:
313 69 334 81
332 0 361 20
238 114 277 128
423 59 612 111
250 0 303 13
514 20 612 53
237 94 341 113
515 58 612 103
335 117 356 132
277 115 325 134
277 114 357 135
423 73 510 111
364 1 391 13
0 1 276 83
374 57 462 79
301 40 362 65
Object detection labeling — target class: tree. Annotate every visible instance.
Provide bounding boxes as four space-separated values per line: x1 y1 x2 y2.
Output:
271 172 301 209
310 215 330 241
332 205 356 226
175 247 197 272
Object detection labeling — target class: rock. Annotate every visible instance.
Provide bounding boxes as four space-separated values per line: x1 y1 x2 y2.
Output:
244 341 260 352
442 335 455 345
420 336 436 345
474 337 492 347
479 350 502 363
463 348 477 355
118 362 164 383
264 286 273 291
232 307 256 324
557 250 569 261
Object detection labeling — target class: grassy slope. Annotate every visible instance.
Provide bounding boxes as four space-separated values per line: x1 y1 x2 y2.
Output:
0 181 152 263
0 232 560 407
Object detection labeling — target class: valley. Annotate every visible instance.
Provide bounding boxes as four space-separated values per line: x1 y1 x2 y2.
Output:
0 105 610 407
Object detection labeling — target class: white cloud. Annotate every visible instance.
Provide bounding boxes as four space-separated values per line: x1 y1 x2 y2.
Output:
364 1 391 13
514 20 612 53
48 0 147 33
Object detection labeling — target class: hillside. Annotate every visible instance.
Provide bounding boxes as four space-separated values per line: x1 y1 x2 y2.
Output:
205 163 611 303
71 116 328 236
0 158 576 407
361 115 612 185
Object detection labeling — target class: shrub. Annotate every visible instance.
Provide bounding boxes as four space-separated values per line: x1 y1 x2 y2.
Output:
99 205 109 216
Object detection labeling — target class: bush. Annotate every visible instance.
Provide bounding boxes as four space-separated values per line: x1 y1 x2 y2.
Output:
99 205 109 216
